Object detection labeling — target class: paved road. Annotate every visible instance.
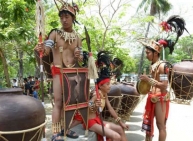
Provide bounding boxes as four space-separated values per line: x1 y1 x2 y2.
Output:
126 95 193 141
44 95 193 141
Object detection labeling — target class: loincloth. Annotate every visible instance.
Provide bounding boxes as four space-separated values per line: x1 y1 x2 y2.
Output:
51 64 76 84
82 116 110 141
142 93 170 137
74 111 83 122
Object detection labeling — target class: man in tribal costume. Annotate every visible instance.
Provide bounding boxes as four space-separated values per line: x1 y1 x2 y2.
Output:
35 1 83 140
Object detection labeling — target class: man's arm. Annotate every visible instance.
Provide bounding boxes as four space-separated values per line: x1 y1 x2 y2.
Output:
149 63 168 89
157 63 169 89
106 96 129 130
74 37 83 62
35 29 56 56
140 63 168 90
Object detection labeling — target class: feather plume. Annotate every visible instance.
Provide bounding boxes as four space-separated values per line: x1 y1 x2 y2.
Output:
167 15 186 38
159 15 190 54
111 58 123 78
96 51 112 78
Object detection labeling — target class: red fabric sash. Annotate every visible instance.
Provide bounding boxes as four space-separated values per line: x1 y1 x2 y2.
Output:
74 111 83 122
142 93 170 137
51 65 62 84
83 116 110 141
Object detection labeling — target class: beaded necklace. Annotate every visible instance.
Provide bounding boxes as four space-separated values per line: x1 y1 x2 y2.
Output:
57 28 78 45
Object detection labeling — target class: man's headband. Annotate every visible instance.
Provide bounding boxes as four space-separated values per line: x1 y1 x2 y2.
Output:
54 0 79 17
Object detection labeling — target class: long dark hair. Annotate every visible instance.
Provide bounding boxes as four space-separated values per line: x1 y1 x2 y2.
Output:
96 51 112 84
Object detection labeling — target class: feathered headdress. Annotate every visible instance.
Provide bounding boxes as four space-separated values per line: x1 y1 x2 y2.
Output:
138 38 163 53
112 58 123 67
159 15 189 54
54 0 79 17
96 51 112 85
139 15 188 56
111 58 123 78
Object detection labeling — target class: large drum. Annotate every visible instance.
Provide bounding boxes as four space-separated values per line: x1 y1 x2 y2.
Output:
117 83 140 121
170 60 193 104
0 88 46 141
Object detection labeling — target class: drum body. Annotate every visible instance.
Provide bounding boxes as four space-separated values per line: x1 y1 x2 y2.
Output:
117 84 140 121
34 50 53 79
171 60 193 101
0 88 45 141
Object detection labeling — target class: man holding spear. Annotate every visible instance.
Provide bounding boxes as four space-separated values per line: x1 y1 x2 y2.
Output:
35 1 83 140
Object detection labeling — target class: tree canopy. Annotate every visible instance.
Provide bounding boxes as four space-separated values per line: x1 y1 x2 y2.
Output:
0 0 192 87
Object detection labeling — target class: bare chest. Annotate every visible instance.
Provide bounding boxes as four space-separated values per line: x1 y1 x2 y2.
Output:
151 71 159 81
55 37 78 52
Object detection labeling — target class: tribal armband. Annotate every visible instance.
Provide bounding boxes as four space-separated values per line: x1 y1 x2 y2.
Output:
44 39 55 48
148 78 158 86
159 74 168 81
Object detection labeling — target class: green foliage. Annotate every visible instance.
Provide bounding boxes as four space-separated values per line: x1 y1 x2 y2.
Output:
37 0 138 74
2 0 186 85
134 53 150 74
167 36 193 63
0 0 37 85
137 0 172 15
73 1 136 73
44 3 60 33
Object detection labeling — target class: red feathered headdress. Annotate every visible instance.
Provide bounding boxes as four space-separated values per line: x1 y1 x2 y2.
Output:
159 15 189 54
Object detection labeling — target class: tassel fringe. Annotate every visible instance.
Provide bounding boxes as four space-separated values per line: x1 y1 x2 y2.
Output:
88 52 98 79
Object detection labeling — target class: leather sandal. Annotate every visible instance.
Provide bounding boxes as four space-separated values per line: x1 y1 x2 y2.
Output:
66 130 79 139
51 133 64 141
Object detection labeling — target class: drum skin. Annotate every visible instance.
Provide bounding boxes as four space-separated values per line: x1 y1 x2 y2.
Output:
171 60 193 100
0 88 45 141
136 80 151 95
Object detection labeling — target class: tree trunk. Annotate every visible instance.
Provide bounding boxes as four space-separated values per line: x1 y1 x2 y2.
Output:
150 1 157 15
137 2 156 77
137 22 151 76
18 50 24 87
0 48 11 87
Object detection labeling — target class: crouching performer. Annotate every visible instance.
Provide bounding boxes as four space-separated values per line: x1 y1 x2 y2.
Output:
87 51 129 141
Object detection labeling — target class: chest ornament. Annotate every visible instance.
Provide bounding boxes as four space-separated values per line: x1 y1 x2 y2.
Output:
57 29 78 45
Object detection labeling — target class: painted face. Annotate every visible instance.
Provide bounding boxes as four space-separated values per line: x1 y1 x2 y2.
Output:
99 82 111 94
60 13 74 30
